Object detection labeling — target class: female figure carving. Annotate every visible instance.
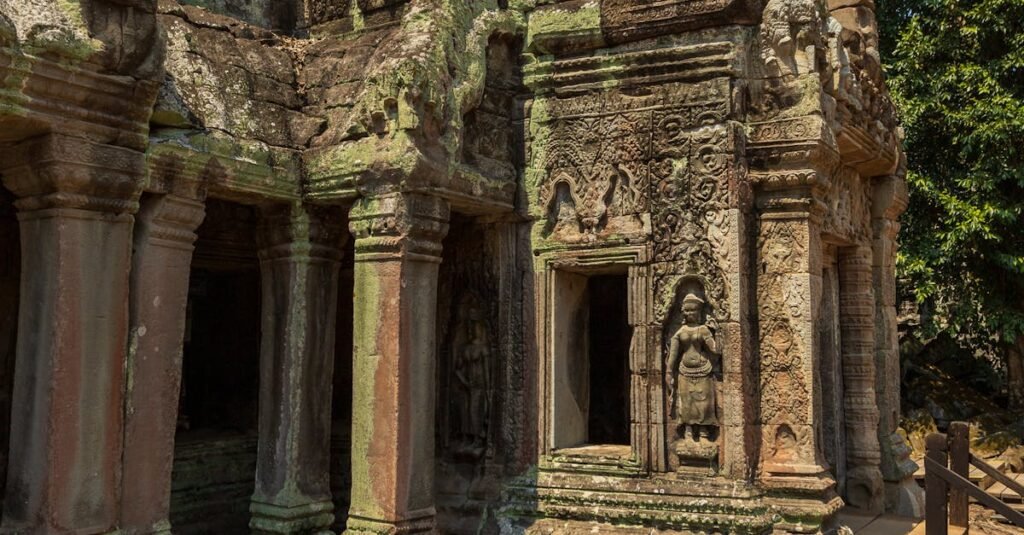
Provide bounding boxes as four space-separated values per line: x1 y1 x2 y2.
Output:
452 301 491 457
667 293 720 441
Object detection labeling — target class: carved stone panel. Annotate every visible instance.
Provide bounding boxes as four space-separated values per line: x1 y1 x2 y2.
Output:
531 79 735 247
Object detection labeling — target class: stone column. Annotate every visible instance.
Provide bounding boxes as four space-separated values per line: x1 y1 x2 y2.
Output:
250 203 347 534
345 193 450 534
120 192 207 535
755 181 840 531
0 134 144 534
871 175 923 516
838 246 884 512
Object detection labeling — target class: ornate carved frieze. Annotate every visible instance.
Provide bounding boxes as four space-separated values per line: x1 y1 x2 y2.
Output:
756 219 813 432
748 115 831 147
824 14 901 176
532 79 737 248
820 165 871 242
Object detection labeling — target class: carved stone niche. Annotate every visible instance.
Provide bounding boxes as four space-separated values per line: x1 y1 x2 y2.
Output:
441 291 496 462
663 277 723 477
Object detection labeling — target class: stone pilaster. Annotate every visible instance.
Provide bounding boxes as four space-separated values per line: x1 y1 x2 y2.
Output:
871 175 924 516
345 192 450 534
0 133 144 534
755 177 842 532
250 203 347 534
837 246 884 512
120 192 206 535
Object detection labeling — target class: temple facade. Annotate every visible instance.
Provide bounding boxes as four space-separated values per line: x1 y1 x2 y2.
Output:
0 0 923 533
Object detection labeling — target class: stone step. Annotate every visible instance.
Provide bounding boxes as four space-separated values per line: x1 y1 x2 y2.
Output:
502 475 774 534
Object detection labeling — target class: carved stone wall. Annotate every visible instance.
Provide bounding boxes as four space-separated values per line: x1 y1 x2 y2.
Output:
0 0 913 533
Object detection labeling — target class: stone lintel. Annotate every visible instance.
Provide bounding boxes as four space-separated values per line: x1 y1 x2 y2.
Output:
147 136 302 204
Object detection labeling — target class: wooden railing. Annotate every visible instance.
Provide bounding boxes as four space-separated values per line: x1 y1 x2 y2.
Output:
924 421 1024 534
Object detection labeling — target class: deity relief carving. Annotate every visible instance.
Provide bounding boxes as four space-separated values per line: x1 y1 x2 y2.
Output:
668 293 721 440
664 285 722 474
449 293 493 459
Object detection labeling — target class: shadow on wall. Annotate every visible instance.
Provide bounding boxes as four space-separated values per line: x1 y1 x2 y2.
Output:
0 187 18 515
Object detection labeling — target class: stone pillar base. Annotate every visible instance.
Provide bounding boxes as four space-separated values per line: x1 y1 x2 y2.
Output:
886 478 925 518
762 467 843 534
250 500 335 535
882 432 926 517
344 511 436 535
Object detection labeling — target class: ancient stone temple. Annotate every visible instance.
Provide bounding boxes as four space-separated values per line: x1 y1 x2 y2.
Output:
0 0 923 533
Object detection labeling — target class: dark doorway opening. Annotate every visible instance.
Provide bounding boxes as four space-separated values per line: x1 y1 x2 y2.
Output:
819 249 847 500
179 268 261 433
329 234 355 530
170 199 261 535
0 187 18 512
586 275 631 446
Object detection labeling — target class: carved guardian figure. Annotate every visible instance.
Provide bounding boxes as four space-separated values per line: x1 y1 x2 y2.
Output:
667 293 720 441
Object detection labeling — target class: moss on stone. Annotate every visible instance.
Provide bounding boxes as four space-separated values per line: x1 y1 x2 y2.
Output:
525 0 600 53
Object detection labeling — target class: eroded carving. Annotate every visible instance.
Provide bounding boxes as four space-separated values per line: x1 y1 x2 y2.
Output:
664 285 722 475
535 81 733 246
668 293 720 440
760 0 825 78
450 293 493 459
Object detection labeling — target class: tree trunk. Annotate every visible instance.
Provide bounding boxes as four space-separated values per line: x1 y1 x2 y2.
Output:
1007 334 1024 410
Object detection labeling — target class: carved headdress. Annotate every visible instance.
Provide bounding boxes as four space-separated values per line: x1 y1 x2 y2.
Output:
682 293 705 307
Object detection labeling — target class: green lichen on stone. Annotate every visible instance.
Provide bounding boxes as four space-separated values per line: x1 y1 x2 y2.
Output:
2 0 105 61
348 257 383 517
148 128 302 200
328 0 524 185
525 0 600 52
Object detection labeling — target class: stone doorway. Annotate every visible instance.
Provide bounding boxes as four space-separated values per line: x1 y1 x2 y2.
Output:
170 199 261 534
586 274 632 447
550 267 634 453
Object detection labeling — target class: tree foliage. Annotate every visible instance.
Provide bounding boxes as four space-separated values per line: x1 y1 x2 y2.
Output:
878 0 1024 405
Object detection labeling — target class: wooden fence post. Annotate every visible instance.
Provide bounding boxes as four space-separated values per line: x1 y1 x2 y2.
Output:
927 432 950 535
949 422 970 529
